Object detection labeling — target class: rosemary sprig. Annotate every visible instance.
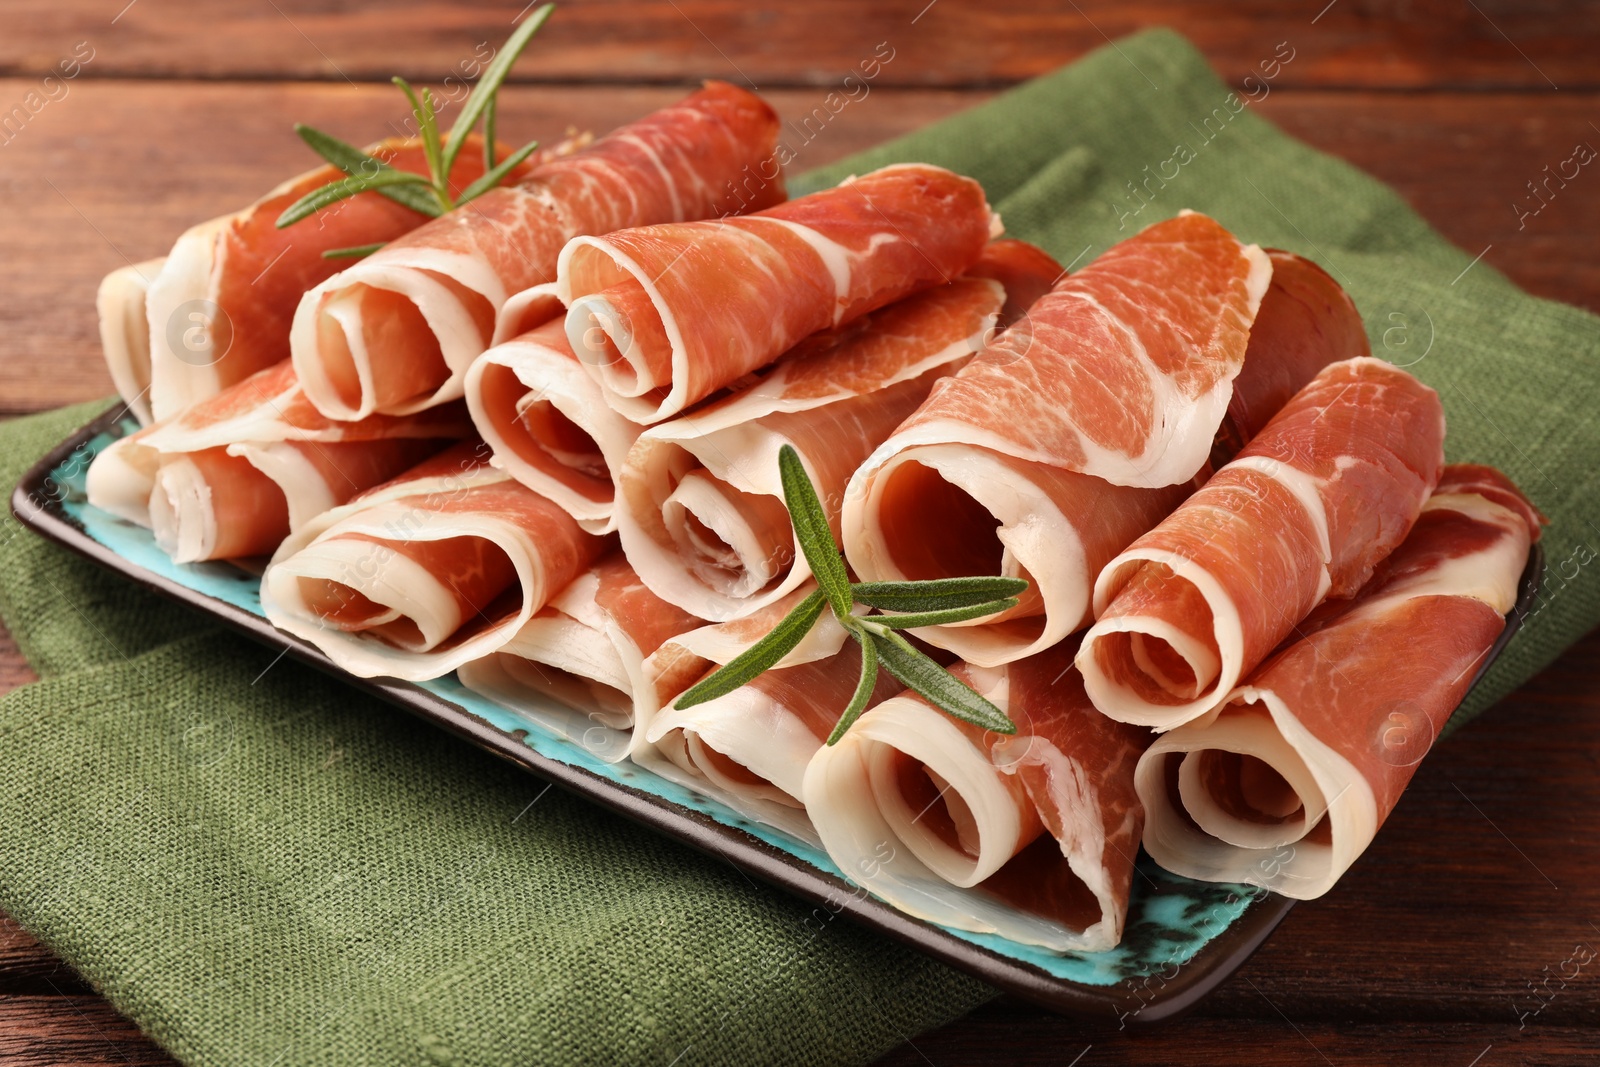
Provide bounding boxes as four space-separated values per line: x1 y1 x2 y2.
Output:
673 445 1025 743
276 3 557 253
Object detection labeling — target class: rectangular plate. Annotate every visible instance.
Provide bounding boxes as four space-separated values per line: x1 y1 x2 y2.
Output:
10 404 1541 1022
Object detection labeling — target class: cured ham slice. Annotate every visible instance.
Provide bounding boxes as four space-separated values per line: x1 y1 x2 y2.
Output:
1079 357 1446 730
888 212 1272 490
457 552 702 762
1135 465 1542 898
292 82 784 421
1207 250 1369 471
465 293 642 535
803 640 1150 953
965 239 1063 328
84 359 469 562
145 133 516 422
619 276 1006 620
630 586 868 842
261 444 605 680
843 247 1365 668
559 163 998 424
98 258 166 425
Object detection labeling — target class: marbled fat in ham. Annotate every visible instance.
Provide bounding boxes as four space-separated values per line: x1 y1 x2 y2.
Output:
98 258 166 425
261 443 605 678
803 639 1151 953
618 274 1009 621
458 551 703 762
292 83 784 421
1134 465 1542 898
465 291 644 535
893 212 1271 489
631 583 882 844
559 163 998 423
1079 357 1446 730
138 134 519 422
843 237 1360 668
84 359 469 562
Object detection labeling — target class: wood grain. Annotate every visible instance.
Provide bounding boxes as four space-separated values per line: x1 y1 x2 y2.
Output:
0 1 1594 91
0 995 174 1066
1 79 1597 414
878 1015 1600 1066
1 3 1599 1065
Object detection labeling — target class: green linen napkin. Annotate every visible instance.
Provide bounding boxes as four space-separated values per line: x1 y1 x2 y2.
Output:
2 28 1596 1067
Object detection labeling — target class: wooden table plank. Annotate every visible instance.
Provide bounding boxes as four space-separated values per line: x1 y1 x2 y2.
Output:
1 79 1597 414
878 1015 1600 1065
0 1 1593 91
0 995 176 1066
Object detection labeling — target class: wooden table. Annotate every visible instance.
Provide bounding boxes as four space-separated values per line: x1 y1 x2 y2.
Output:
2 2 1597 1063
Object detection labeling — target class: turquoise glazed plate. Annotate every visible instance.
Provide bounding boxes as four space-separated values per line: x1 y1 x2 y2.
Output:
11 404 1541 1021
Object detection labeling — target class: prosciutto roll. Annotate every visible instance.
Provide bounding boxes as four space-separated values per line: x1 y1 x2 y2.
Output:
619 275 1007 620
465 293 642 535
261 444 606 679
1134 465 1542 898
884 211 1271 490
964 238 1063 328
457 552 702 762
292 82 784 421
630 586 874 842
143 134 515 422
559 163 998 424
1079 357 1446 730
98 258 166 425
84 360 469 562
843 245 1365 668
803 640 1151 953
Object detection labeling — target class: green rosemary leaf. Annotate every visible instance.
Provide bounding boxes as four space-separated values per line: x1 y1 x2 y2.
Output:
851 576 1029 613
275 170 433 229
869 629 1017 734
826 632 880 745
295 123 387 174
392 76 445 195
292 123 442 217
483 96 498 171
672 590 827 710
441 3 555 180
865 597 1019 630
457 137 541 204
321 243 387 260
778 444 852 619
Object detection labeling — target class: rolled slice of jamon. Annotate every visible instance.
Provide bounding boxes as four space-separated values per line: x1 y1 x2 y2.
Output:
803 639 1151 952
1079 357 1447 730
1134 465 1543 898
292 82 784 421
98 258 166 425
1206 250 1369 471
884 211 1272 490
262 444 606 679
620 275 1007 620
457 551 702 761
964 238 1063 328
84 359 469 562
631 586 880 843
559 163 998 424
843 247 1365 668
143 133 517 422
465 288 642 535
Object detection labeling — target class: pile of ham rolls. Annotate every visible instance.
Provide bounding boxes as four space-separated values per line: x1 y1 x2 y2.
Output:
84 84 1542 955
